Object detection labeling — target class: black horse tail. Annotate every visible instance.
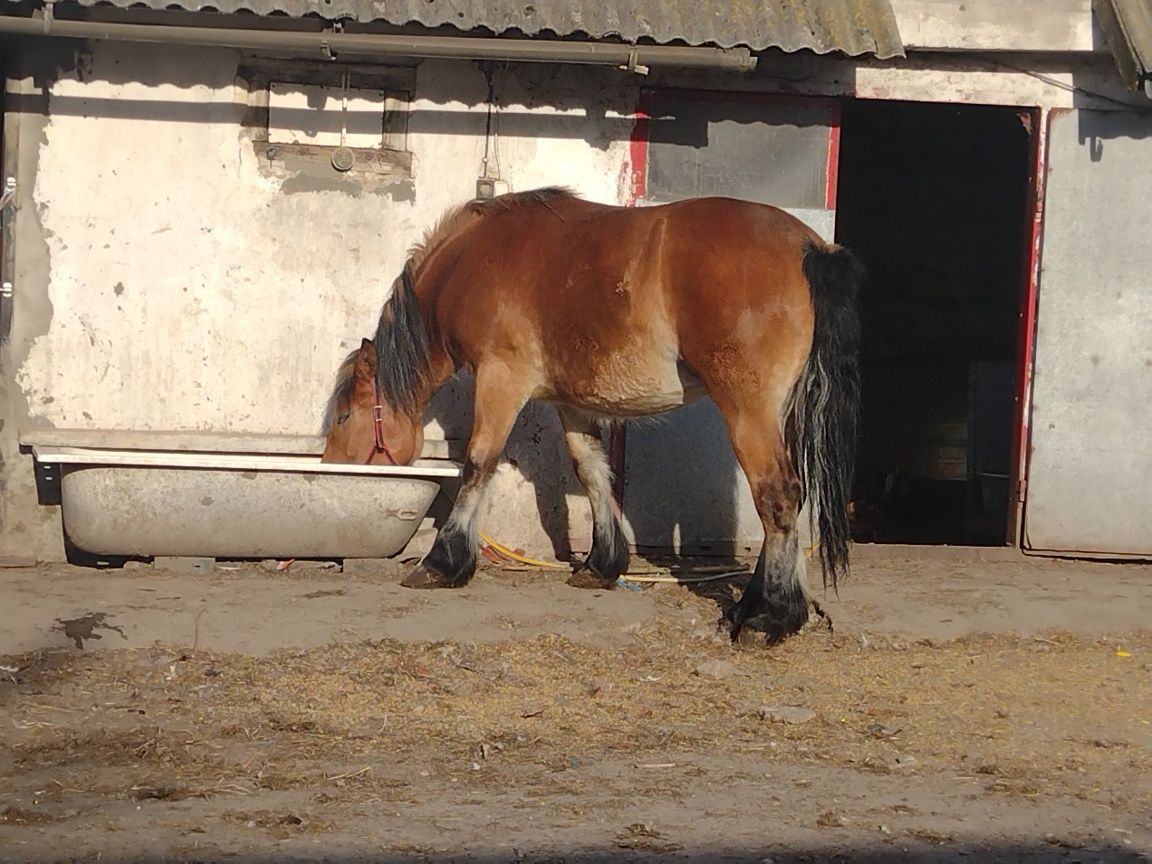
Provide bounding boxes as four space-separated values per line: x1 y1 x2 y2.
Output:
789 240 864 592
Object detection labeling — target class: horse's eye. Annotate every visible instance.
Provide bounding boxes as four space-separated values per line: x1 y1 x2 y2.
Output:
336 411 350 426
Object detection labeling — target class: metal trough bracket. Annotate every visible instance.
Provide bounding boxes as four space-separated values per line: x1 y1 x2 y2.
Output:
34 460 62 506
0 177 15 213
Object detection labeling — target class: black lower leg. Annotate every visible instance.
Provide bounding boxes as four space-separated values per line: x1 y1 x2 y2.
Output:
558 408 629 590
419 522 478 586
724 550 766 637
570 516 630 589
402 458 486 589
733 578 809 643
589 512 630 579
725 536 808 643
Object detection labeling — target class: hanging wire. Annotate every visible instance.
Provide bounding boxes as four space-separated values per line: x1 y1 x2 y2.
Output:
491 62 508 180
479 61 511 181
481 64 496 179
340 68 349 148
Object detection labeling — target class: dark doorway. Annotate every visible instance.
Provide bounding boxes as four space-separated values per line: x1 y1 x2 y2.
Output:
835 100 1034 546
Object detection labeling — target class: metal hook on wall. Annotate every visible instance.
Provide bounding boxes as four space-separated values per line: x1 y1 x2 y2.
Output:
620 47 650 76
320 21 342 61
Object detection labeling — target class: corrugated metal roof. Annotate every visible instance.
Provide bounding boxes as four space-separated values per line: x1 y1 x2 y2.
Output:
1093 0 1152 93
35 0 906 58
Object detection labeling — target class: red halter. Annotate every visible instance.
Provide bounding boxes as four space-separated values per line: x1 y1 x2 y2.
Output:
368 404 399 465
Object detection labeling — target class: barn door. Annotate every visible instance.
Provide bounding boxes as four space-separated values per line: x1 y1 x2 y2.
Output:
1023 108 1152 557
622 91 840 555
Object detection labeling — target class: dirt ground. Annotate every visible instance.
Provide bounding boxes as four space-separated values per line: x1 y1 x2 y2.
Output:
1 547 1150 863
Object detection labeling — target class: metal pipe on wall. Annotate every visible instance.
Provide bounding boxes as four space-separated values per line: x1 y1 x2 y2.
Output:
0 12 757 71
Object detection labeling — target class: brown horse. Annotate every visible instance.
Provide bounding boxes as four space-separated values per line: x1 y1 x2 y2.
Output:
322 188 861 641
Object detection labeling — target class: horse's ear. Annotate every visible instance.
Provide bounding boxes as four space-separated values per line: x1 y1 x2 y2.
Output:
354 338 376 383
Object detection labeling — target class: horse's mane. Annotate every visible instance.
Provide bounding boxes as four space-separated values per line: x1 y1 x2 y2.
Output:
407 187 576 274
322 187 577 433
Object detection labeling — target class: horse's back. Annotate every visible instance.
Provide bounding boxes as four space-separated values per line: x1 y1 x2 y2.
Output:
559 195 822 318
637 195 820 243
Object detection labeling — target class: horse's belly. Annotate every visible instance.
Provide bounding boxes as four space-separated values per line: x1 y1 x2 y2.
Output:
555 356 705 418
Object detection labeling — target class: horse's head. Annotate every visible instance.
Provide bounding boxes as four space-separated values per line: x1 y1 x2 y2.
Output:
321 338 424 466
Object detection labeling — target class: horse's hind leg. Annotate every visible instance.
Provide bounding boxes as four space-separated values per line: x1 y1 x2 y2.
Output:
557 406 629 589
402 365 530 590
715 401 809 642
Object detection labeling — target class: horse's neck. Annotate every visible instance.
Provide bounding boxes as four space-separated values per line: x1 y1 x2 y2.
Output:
410 253 462 405
415 345 457 413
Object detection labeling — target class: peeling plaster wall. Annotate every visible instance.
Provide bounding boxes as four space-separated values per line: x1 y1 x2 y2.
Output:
2 65 68 560
1 33 1142 563
0 43 637 560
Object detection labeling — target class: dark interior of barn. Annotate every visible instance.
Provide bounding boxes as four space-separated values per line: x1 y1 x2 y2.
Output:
835 99 1033 546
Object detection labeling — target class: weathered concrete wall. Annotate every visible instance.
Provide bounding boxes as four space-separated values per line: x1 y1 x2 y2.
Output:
889 0 1095 52
0 42 637 560
0 31 1143 563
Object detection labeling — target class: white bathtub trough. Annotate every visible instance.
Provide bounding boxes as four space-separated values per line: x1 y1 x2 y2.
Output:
23 431 461 560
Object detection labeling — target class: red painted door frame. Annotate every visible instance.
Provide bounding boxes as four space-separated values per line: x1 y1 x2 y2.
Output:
1009 107 1048 547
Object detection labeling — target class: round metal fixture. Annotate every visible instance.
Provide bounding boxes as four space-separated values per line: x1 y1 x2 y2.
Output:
331 147 355 172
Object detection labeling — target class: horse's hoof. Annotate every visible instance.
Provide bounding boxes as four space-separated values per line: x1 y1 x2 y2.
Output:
401 565 461 589
724 605 805 645
566 568 617 590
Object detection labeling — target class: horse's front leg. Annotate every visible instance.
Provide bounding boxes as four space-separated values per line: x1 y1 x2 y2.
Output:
402 366 529 589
